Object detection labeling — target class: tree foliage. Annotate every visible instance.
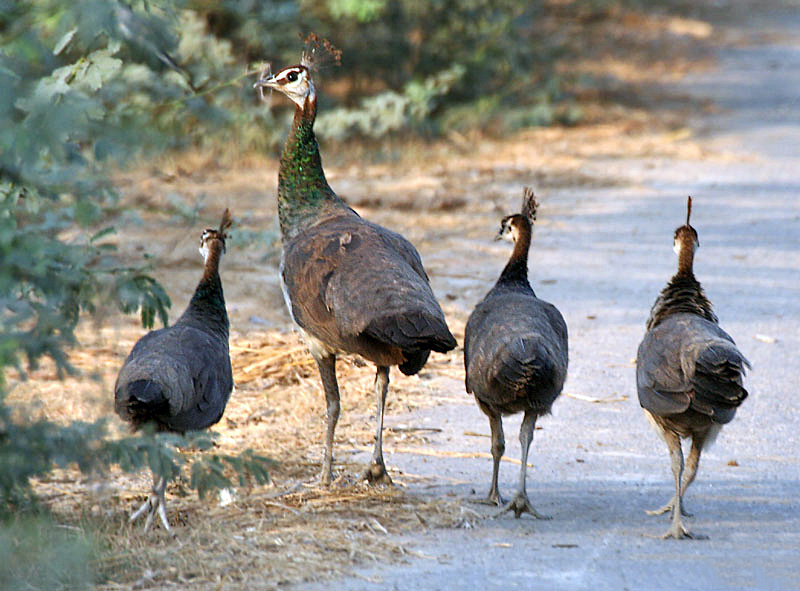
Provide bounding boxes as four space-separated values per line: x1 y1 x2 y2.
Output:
0 517 95 591
200 0 577 139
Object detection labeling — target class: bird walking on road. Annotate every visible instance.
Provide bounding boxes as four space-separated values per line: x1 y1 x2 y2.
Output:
464 188 568 518
115 210 234 531
254 36 456 485
637 197 749 539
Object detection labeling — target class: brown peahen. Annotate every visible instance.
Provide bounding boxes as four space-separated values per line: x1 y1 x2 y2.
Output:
464 188 568 519
254 38 456 485
637 197 750 539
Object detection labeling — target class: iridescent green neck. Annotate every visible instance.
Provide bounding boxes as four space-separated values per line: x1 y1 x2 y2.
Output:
277 97 345 239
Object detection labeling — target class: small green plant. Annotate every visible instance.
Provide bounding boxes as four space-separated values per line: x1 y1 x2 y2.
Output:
316 64 466 140
0 517 95 591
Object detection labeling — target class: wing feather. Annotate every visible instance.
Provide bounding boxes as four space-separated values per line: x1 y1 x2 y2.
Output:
282 213 456 362
637 313 749 423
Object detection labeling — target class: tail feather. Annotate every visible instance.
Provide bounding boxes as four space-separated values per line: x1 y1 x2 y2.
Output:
122 379 170 425
365 310 457 354
399 349 431 376
691 341 749 423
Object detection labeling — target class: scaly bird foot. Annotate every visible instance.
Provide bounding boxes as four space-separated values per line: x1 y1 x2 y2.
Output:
318 467 334 487
495 493 550 520
363 461 393 485
646 496 692 517
662 519 707 540
473 487 504 507
129 492 170 532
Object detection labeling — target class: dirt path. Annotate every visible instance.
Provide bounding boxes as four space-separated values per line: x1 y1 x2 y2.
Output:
291 3 800 590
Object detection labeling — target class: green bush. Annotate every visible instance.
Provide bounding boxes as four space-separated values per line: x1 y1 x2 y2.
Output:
190 0 575 142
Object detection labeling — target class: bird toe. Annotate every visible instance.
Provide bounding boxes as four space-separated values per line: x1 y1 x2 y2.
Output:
363 462 393 486
662 521 706 540
473 490 505 507
495 493 550 520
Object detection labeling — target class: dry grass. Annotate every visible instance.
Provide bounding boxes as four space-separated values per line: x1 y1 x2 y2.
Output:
87 483 480 590
6 320 475 589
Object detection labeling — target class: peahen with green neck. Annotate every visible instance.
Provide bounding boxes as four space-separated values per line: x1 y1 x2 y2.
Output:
255 39 456 485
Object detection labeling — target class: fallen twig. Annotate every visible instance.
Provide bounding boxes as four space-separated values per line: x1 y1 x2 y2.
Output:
564 392 628 403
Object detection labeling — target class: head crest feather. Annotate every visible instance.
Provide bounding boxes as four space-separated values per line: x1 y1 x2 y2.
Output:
300 33 342 72
685 196 692 226
218 209 233 241
520 187 538 223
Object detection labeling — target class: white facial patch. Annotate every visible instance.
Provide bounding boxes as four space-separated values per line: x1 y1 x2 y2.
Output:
267 67 313 108
199 230 214 262
499 222 515 243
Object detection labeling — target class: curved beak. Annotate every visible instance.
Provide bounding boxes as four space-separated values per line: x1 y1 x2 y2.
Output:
493 231 503 242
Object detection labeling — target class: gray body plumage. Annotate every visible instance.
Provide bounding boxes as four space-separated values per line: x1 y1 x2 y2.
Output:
637 312 748 431
114 316 232 433
465 285 568 417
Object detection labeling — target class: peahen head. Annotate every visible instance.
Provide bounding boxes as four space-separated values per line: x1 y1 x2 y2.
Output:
496 187 538 244
199 209 232 263
254 65 314 109
253 34 340 110
673 196 699 258
496 214 527 244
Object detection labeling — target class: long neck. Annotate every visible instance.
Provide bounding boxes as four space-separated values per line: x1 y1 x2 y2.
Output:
277 95 343 239
677 242 695 277
499 221 532 287
182 241 228 334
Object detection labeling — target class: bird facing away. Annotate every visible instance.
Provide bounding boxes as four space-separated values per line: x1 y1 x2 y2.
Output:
254 37 456 485
115 209 234 531
464 188 568 518
637 197 749 539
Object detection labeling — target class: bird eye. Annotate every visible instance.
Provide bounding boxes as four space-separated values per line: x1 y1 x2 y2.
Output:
287 70 298 82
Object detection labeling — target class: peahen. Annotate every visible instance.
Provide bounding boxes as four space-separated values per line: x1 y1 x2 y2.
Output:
637 197 750 539
254 37 456 485
115 209 234 531
464 188 568 518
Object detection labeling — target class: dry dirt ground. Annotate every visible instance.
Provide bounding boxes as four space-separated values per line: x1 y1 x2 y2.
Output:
6 1 800 589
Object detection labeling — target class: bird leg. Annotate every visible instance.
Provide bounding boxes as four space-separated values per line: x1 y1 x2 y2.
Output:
477 412 505 506
646 495 688 517
315 354 341 486
497 410 550 520
677 433 705 516
647 433 705 517
364 366 393 485
655 430 705 539
130 473 170 532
